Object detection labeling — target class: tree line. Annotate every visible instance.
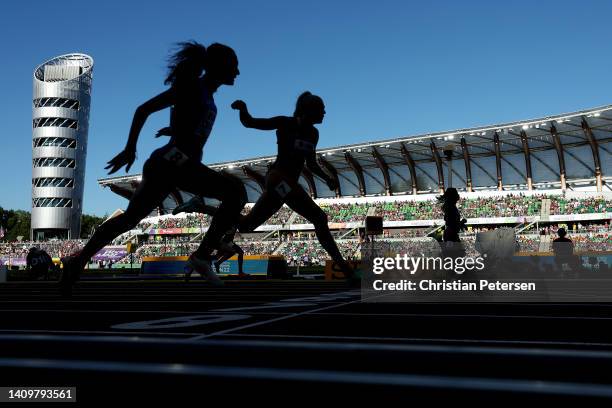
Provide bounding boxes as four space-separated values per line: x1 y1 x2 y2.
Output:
0 207 106 241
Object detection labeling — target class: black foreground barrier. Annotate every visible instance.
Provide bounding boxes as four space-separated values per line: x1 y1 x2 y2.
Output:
2 335 612 402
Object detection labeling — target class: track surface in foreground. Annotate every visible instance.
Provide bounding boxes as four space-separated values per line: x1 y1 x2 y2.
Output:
2 279 612 402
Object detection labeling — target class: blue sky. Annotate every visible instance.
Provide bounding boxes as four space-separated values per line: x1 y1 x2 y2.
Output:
1 0 611 216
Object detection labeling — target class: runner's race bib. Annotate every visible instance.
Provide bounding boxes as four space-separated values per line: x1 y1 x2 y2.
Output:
163 146 189 166
294 139 314 153
275 181 292 198
30 255 46 267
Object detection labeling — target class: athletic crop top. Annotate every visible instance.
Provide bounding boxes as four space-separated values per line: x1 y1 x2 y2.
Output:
270 118 318 180
167 79 217 162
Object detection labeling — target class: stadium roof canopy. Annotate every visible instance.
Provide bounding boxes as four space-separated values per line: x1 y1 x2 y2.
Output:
99 104 612 212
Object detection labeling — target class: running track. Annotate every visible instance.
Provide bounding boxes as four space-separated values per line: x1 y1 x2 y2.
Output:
2 279 612 402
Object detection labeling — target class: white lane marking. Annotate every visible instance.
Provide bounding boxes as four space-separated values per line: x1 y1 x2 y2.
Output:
0 309 287 314
0 329 609 349
212 291 358 312
221 333 612 347
2 333 612 353
0 329 202 336
104 291 362 333
189 292 382 341
112 314 251 330
4 309 612 321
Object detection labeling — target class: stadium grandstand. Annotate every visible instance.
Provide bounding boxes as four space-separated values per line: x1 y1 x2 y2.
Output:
85 104 612 268
3 105 611 269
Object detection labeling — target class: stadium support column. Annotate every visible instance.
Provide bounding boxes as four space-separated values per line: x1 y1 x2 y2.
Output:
301 167 318 198
581 118 603 192
241 166 266 190
460 138 473 192
170 190 184 208
493 132 503 191
400 143 418 195
345 152 366 196
372 147 391 195
549 125 567 191
318 154 341 197
520 131 533 190
430 141 445 194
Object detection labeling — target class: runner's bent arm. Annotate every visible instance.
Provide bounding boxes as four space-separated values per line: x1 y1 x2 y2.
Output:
305 133 337 189
231 100 287 131
126 88 176 151
106 89 175 174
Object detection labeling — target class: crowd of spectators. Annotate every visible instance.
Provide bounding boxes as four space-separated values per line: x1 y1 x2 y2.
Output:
117 238 281 264
572 233 612 253
279 239 360 267
260 206 294 225
113 227 610 265
5 193 607 267
138 213 210 231
0 240 84 260
133 195 610 234
551 196 611 215
517 235 540 252
382 228 429 238
292 195 609 224
535 222 610 236
4 229 609 268
239 240 280 255
297 202 369 224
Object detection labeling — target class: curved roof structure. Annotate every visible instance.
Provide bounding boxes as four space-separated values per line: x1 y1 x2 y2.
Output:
34 54 94 83
99 104 612 212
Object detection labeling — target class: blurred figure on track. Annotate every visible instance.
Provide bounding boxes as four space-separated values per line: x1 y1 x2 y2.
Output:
26 247 54 281
438 187 467 258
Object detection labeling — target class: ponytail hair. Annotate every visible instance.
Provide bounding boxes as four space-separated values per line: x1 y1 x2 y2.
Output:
164 41 208 86
437 187 460 210
294 91 323 117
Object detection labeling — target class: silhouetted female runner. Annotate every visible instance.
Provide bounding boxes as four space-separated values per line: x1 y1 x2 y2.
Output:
60 41 246 294
231 92 354 276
